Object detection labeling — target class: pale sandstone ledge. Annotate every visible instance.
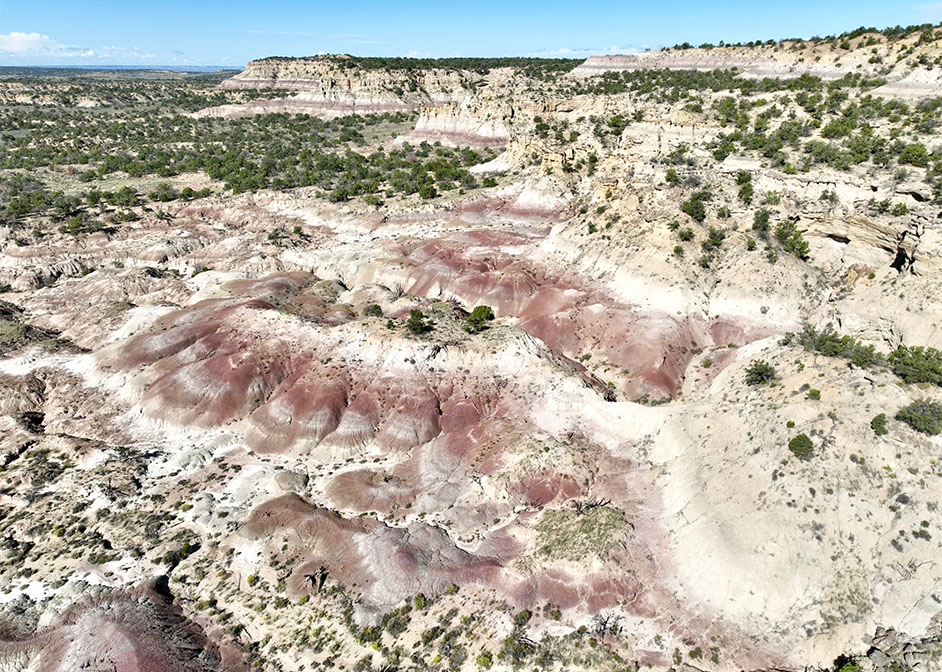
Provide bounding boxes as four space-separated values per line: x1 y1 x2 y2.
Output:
394 103 512 148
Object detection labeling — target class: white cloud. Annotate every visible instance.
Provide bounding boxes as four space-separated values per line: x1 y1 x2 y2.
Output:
0 32 169 64
0 32 51 53
0 31 96 59
0 32 91 57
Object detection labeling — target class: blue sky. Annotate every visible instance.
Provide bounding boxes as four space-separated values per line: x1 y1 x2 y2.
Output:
0 0 940 67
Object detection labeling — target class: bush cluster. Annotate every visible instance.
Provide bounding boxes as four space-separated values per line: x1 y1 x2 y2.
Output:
785 324 885 368
896 399 942 435
888 346 942 385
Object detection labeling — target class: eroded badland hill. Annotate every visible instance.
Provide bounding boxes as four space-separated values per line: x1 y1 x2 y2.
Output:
1 23 942 672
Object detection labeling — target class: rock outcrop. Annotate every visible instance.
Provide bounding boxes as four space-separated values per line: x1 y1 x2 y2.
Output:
396 102 511 147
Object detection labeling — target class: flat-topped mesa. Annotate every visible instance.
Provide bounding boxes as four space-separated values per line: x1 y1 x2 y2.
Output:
570 34 942 95
207 55 475 119
207 55 578 121
219 55 351 90
221 55 470 94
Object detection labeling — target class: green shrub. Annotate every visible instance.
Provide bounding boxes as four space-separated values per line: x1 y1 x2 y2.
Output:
147 182 176 202
895 399 942 435
738 182 754 204
59 212 103 235
745 359 777 386
774 219 810 260
820 116 857 139
806 388 821 400
804 140 851 170
888 346 942 385
465 305 495 333
787 324 885 368
475 652 493 669
871 413 888 436
788 433 814 460
513 610 532 626
682 197 707 222
753 207 771 237
681 190 711 223
362 304 383 317
702 226 726 251
899 143 929 167
406 309 432 334
666 168 680 184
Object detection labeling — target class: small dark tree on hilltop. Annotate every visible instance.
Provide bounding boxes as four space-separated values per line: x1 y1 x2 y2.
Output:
464 305 495 333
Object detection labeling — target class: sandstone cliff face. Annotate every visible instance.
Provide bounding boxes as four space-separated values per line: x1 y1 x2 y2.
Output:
206 59 547 146
396 102 512 147
195 89 420 120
